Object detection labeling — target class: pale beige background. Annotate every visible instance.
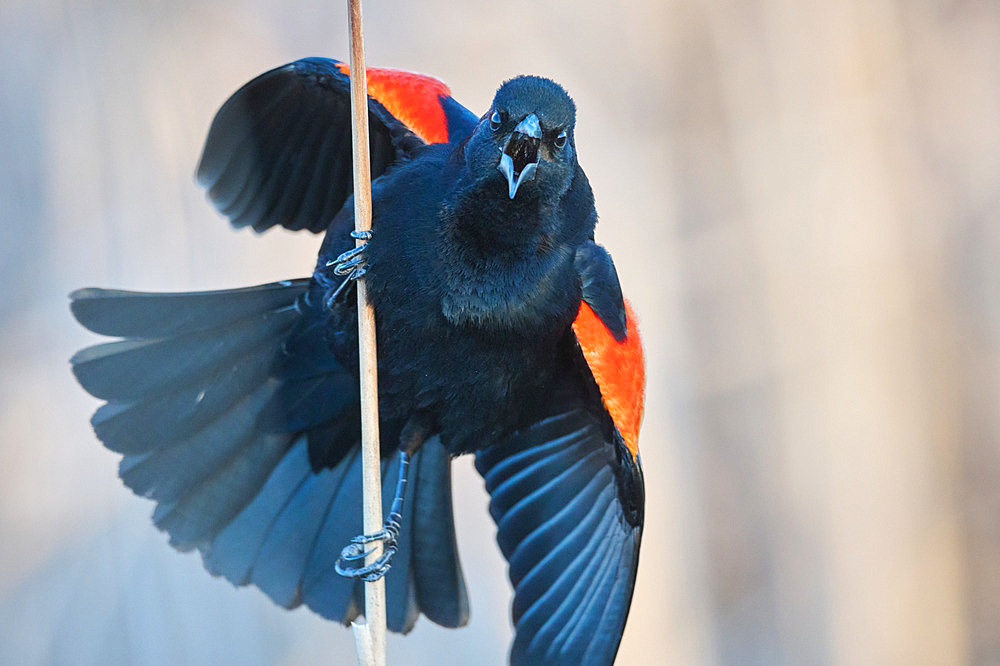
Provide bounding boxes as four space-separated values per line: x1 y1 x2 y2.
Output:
1 1 998 664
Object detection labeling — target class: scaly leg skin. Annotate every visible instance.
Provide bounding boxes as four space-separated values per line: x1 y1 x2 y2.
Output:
319 229 373 309
335 449 410 582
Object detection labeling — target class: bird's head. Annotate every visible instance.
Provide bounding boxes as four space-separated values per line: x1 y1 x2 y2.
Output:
465 76 577 201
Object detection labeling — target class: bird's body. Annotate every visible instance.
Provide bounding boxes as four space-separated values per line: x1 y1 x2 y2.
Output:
71 58 645 665
319 138 592 456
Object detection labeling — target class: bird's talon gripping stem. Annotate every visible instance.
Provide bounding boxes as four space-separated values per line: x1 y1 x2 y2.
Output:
334 450 410 582
320 230 373 309
329 246 366 276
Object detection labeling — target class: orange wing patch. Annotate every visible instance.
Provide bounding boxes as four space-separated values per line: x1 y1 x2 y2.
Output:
572 300 645 459
334 62 451 144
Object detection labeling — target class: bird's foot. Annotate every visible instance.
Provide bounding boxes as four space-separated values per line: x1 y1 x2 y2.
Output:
320 230 373 308
330 230 372 277
334 513 401 582
334 450 410 582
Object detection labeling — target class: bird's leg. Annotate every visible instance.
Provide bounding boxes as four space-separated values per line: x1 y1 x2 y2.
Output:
334 414 432 582
335 449 410 582
321 229 373 309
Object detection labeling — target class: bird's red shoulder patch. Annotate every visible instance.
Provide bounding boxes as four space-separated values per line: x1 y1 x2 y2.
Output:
572 299 645 459
334 62 451 144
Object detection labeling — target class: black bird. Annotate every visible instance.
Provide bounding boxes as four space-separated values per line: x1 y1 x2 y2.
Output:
70 58 645 665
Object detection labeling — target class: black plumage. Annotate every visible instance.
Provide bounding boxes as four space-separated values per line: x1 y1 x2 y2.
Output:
71 58 643 665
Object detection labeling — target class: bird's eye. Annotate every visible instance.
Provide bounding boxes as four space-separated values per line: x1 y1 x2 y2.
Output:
490 110 503 132
554 129 568 148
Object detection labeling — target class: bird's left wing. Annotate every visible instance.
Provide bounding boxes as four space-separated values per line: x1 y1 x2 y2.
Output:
475 274 645 665
196 57 477 233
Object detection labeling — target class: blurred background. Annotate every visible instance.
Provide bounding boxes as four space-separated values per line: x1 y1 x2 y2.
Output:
1 0 998 664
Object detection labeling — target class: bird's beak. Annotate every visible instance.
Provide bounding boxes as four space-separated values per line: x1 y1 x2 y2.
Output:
498 113 541 199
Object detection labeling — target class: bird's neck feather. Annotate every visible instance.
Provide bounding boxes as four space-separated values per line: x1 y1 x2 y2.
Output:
436 188 578 336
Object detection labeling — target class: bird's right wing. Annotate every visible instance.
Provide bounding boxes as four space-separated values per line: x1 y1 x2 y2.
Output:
475 240 646 665
474 402 644 666
196 57 477 233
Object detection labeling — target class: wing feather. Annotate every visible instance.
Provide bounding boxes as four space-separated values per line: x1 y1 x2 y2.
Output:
573 242 645 460
197 58 476 234
475 408 643 666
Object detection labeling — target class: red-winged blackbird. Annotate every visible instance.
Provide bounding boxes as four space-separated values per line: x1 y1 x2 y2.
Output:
71 58 645 665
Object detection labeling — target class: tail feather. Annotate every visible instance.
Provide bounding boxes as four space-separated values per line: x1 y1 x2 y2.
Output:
70 279 469 633
383 450 419 633
412 438 470 628
300 441 366 621
307 415 361 472
251 439 358 608
204 435 319 588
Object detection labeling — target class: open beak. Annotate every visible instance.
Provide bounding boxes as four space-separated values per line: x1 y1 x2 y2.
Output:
498 113 541 199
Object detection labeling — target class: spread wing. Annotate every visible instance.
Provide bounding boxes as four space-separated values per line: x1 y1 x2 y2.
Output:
475 247 646 665
70 280 470 633
196 57 477 233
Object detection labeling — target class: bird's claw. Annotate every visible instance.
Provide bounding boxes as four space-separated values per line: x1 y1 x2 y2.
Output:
334 450 409 583
330 245 366 276
335 521 400 582
319 230 373 309
326 239 370 277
